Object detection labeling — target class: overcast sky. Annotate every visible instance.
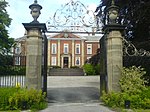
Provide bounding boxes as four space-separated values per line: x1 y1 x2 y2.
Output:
6 0 100 39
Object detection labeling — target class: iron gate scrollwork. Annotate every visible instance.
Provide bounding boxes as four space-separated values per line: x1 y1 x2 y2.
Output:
46 0 102 34
42 31 48 95
123 38 150 57
123 38 150 85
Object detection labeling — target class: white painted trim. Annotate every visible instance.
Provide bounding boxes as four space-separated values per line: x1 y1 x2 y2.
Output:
51 43 57 54
85 41 99 42
64 43 69 54
72 40 75 66
75 43 80 54
58 40 60 66
81 40 84 66
48 38 85 40
87 44 92 54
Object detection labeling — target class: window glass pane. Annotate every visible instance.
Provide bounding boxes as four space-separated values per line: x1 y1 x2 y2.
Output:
51 57 56 65
87 44 92 54
52 43 57 54
76 44 80 54
75 57 80 66
64 44 69 54
15 57 20 65
15 47 21 54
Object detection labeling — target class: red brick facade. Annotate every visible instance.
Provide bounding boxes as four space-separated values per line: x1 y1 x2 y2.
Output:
14 33 100 67
48 32 100 68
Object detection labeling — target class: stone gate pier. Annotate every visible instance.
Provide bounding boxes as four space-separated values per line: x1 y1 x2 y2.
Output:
23 0 46 90
100 0 125 94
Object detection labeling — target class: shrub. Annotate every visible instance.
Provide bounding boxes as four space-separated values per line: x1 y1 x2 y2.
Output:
140 87 150 109
101 91 125 108
123 56 150 86
101 66 150 109
101 88 150 109
0 88 18 110
9 88 47 110
0 66 26 76
94 63 100 75
0 88 47 111
119 66 147 95
0 54 13 66
83 63 96 75
70 66 80 68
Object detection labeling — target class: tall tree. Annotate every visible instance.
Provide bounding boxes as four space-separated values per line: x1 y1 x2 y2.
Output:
0 0 14 54
96 0 150 50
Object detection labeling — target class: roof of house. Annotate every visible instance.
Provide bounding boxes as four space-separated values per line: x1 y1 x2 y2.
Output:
15 30 102 42
84 35 101 42
15 35 27 42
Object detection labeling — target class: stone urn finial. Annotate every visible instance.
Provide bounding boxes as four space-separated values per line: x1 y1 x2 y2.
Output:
106 0 119 24
29 0 42 23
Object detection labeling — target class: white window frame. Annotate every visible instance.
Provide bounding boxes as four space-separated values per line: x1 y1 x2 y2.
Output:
15 56 20 65
51 43 57 54
51 57 57 66
75 57 80 66
15 47 21 54
75 44 80 54
64 44 69 54
87 44 92 54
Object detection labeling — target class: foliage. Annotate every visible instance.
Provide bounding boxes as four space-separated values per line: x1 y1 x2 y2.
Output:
119 66 147 95
140 87 150 109
0 1 14 54
96 0 150 50
9 89 47 110
0 66 26 76
0 88 18 110
94 63 100 75
88 48 100 65
0 54 13 66
101 89 150 109
101 91 128 108
101 66 150 109
0 87 47 111
84 49 100 75
123 56 150 86
70 66 80 68
83 63 96 75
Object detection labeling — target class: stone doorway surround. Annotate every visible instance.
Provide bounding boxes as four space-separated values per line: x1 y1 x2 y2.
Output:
61 54 71 68
63 57 69 68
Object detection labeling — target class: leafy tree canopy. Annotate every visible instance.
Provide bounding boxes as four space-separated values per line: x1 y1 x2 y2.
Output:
96 0 150 50
0 0 14 55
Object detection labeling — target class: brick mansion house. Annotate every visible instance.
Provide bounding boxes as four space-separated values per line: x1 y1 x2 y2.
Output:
12 0 101 68
13 31 100 68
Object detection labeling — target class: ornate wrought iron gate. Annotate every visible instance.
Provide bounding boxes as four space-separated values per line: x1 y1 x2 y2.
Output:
46 0 102 34
42 32 48 94
41 0 103 95
123 38 150 85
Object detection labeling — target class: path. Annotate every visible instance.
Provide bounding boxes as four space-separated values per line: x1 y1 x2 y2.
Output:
40 76 115 112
